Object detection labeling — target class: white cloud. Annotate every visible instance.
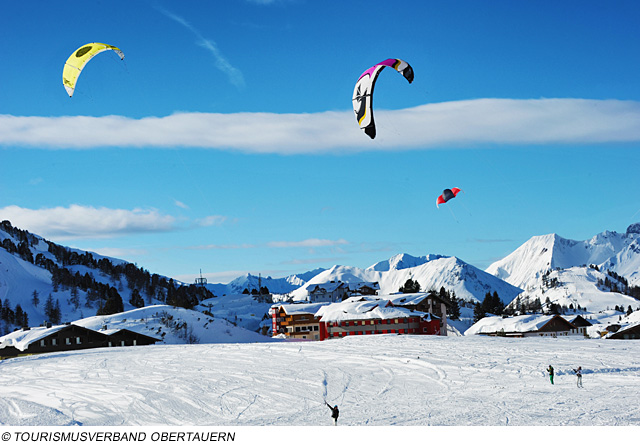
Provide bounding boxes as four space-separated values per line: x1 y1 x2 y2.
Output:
2 99 640 153
185 238 348 251
195 215 228 227
267 238 349 248
173 199 190 210
0 205 178 239
0 205 234 240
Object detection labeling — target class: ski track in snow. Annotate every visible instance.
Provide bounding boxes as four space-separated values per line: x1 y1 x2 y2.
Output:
1 335 639 426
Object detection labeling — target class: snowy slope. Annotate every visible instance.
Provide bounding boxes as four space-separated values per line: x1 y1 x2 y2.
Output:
486 224 640 289
73 305 275 345
0 335 639 426
196 294 274 333
289 254 522 304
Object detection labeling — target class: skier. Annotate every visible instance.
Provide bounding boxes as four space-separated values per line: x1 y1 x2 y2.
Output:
573 366 583 388
326 401 339 425
547 365 554 385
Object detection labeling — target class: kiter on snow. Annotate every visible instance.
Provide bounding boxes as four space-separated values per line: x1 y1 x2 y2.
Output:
326 402 339 425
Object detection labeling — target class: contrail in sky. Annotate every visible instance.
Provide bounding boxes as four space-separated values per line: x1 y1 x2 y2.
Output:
157 6 245 88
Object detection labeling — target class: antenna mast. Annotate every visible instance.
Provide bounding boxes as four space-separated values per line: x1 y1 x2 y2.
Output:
195 269 207 286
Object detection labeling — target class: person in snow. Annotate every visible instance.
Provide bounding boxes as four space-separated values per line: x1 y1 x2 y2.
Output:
326 402 339 425
573 366 583 388
547 365 554 385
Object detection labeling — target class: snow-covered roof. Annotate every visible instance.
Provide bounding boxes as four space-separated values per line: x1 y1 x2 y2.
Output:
307 282 345 293
563 315 592 326
465 314 563 336
272 302 329 315
345 281 380 291
0 325 68 352
384 292 433 306
315 298 429 322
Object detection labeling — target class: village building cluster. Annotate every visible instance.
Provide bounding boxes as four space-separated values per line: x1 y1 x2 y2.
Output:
271 281 450 341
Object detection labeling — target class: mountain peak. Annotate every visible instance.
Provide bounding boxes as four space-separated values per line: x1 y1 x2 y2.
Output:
627 223 640 235
367 253 446 272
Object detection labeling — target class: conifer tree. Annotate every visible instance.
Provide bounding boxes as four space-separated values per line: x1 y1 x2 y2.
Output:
399 278 421 293
70 286 80 310
129 288 145 308
44 294 55 323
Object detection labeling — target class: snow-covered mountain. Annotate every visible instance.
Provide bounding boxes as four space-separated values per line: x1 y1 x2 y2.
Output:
486 224 640 290
288 253 522 304
206 269 326 296
486 224 640 314
0 221 212 336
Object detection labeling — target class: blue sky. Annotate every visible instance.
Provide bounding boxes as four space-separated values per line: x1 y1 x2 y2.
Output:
1 0 640 284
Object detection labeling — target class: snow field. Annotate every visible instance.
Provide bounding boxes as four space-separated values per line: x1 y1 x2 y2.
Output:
1 335 639 426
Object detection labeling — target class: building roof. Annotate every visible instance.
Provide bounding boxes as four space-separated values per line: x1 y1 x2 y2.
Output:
0 325 76 352
100 328 161 341
345 281 380 291
564 315 593 327
272 302 329 316
383 292 434 306
607 321 640 339
0 324 161 352
465 314 573 336
315 298 431 323
307 282 346 293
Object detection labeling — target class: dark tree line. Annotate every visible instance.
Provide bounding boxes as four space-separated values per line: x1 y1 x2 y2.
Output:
473 291 504 323
1 299 29 327
597 269 640 299
432 287 461 320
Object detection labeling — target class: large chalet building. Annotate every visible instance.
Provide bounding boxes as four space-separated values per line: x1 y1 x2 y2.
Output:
0 323 160 358
271 291 448 341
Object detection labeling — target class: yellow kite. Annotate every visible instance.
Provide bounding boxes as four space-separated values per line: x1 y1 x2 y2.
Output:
62 43 125 97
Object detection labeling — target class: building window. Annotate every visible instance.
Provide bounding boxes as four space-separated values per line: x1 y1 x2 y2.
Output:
66 338 71 345
52 338 57 346
76 337 82 345
40 339 46 347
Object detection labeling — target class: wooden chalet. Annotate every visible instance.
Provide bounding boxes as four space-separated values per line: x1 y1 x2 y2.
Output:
102 328 161 347
346 281 380 296
0 323 160 359
466 314 583 338
307 282 348 303
564 315 592 336
0 324 110 358
608 323 640 340
271 303 327 340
